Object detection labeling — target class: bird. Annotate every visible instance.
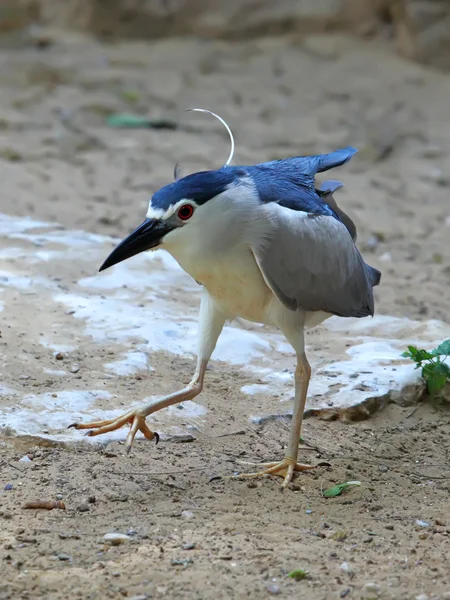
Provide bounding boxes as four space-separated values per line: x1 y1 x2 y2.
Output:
70 109 381 488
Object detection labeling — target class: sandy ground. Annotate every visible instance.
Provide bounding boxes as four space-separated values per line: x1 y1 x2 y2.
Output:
1 28 450 600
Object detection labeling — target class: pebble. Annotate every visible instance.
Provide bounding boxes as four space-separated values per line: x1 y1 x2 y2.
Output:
378 464 388 472
415 519 430 528
70 364 80 373
57 553 71 561
181 510 194 519
305 509 313 515
103 533 132 546
4 484 13 491
55 352 64 360
362 582 381 599
267 585 281 595
19 455 32 462
416 595 428 600
340 562 354 576
182 542 196 550
77 503 90 512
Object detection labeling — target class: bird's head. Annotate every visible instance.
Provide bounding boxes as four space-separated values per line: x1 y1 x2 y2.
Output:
99 167 245 272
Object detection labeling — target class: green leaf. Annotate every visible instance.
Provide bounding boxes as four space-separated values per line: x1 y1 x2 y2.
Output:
402 345 437 364
106 114 151 128
431 340 450 357
423 362 449 397
288 569 309 581
323 481 361 498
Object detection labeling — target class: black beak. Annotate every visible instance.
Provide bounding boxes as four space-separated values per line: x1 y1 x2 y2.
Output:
99 219 172 272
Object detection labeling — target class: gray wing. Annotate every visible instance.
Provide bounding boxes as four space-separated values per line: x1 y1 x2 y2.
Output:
251 204 376 318
319 180 357 242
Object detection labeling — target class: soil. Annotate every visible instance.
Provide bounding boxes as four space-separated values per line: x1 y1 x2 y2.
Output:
1 27 450 600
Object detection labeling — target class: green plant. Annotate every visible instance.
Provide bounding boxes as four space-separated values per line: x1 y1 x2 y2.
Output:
402 340 450 397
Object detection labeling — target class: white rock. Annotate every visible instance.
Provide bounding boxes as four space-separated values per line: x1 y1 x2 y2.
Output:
103 533 131 546
362 582 381 599
181 510 194 519
340 561 353 575
415 594 428 600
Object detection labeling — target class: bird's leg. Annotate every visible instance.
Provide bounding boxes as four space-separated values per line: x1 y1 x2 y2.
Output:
231 328 315 488
69 290 228 453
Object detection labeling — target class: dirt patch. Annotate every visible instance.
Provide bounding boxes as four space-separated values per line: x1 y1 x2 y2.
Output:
1 403 450 599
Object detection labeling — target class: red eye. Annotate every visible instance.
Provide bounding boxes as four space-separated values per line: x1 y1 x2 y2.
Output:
178 204 194 220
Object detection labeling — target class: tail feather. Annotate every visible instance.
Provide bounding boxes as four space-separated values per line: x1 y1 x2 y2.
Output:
366 264 381 287
316 147 358 173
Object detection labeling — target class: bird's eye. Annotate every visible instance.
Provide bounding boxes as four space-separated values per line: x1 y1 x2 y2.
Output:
178 204 194 220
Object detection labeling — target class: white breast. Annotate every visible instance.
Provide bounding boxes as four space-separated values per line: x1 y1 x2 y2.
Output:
169 243 274 324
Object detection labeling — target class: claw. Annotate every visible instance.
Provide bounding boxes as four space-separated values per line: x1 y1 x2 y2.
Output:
67 412 158 453
217 458 320 489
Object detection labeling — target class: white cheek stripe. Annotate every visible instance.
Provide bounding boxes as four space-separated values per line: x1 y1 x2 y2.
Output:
146 199 195 220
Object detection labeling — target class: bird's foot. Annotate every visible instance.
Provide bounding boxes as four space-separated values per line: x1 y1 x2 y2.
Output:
224 457 316 489
68 412 159 453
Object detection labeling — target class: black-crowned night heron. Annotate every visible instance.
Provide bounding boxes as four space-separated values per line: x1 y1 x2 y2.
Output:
71 110 381 488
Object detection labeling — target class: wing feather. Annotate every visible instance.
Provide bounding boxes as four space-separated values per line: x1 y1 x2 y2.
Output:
251 204 378 318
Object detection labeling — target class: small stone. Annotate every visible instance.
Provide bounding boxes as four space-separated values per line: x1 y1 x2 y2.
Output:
415 519 430 528
4 484 13 491
182 542 196 550
331 530 348 542
77 503 90 512
305 509 313 515
247 481 258 489
56 494 63 500
181 510 194 519
171 558 193 568
19 455 32 462
378 464 388 472
364 537 373 543
267 584 281 595
340 561 354 576
70 364 80 373
362 582 381 599
415 595 428 600
418 532 428 540
103 533 132 546
55 352 64 360
385 524 394 531
57 553 71 561
87 495 96 504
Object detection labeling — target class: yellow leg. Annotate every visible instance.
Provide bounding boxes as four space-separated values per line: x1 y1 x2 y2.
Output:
69 362 207 453
220 338 313 489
